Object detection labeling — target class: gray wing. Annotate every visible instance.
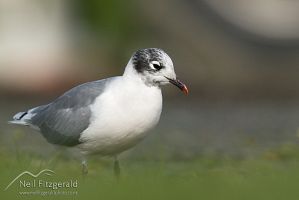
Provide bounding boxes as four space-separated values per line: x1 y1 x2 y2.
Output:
30 78 111 146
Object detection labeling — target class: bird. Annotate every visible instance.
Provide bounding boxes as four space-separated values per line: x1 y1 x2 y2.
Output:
9 48 188 177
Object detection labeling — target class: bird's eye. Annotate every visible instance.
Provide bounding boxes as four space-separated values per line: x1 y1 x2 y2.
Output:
151 61 163 71
153 64 162 70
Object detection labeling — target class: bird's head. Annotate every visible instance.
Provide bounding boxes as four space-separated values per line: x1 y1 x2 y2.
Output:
126 48 188 95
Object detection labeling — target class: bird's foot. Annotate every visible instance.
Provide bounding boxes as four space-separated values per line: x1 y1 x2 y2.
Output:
113 156 120 179
82 160 88 176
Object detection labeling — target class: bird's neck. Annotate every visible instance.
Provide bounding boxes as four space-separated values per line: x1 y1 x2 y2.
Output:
123 59 146 85
123 58 137 76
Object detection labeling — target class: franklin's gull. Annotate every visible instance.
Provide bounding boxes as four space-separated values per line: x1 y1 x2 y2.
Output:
9 48 188 177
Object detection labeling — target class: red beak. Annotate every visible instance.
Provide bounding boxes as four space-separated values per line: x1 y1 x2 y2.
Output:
165 77 189 95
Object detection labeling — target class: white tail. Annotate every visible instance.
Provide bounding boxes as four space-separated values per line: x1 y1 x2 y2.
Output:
9 108 37 126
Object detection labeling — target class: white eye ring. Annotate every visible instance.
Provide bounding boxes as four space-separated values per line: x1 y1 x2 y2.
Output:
149 61 161 70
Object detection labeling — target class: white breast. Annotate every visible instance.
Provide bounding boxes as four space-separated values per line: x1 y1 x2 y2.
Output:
78 76 162 155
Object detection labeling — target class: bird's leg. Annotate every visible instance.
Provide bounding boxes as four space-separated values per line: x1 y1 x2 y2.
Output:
82 160 88 176
113 156 120 179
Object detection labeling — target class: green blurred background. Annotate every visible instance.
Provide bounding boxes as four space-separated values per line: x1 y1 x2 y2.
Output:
1 0 299 199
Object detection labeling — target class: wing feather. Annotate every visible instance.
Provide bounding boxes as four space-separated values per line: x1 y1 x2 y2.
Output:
30 79 110 146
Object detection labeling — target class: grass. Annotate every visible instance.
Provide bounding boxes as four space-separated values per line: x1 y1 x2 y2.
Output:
1 144 299 200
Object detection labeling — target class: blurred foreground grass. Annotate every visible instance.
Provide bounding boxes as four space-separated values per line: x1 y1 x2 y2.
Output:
1 144 299 200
